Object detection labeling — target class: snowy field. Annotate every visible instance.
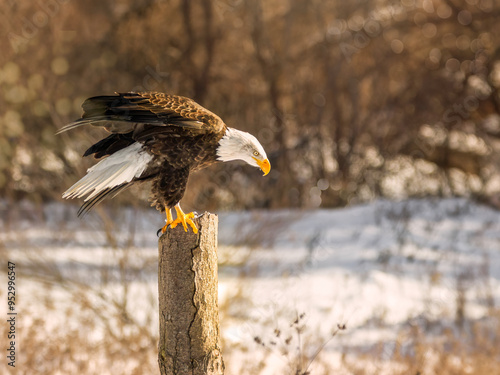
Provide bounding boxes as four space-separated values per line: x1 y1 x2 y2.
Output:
1 198 500 374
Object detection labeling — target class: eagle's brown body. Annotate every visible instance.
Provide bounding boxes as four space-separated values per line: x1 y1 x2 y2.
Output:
147 131 222 210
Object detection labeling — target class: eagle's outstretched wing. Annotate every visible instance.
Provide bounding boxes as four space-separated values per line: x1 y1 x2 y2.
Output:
56 92 225 135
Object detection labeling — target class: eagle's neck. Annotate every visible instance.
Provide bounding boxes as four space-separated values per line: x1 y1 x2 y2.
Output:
216 128 252 163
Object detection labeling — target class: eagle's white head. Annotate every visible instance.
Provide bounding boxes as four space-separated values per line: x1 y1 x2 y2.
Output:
216 128 271 176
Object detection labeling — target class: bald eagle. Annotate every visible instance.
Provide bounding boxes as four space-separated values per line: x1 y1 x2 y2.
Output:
58 92 271 233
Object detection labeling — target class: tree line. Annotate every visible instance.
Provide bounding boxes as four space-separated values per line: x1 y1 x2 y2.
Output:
1 0 499 211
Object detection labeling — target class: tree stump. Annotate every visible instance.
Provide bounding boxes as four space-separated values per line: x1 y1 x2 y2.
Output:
158 212 224 375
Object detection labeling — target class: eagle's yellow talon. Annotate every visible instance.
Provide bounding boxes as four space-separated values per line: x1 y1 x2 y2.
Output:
185 213 198 233
161 207 174 233
170 204 198 233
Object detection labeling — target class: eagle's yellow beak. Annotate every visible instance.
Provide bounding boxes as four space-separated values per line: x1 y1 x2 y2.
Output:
254 158 271 176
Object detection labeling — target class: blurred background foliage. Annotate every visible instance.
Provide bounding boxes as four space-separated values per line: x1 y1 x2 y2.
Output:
1 0 500 213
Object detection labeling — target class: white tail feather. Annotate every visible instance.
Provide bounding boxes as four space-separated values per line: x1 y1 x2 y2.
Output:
63 143 152 201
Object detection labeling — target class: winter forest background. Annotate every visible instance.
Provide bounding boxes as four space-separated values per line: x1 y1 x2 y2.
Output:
1 1 500 374
1 0 500 211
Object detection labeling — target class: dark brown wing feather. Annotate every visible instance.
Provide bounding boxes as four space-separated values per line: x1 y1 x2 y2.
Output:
82 133 134 158
129 92 225 133
57 92 225 134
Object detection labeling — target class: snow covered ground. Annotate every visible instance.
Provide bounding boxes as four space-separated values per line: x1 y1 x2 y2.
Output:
1 198 499 374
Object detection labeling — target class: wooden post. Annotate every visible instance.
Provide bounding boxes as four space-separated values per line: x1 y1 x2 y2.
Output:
158 212 224 375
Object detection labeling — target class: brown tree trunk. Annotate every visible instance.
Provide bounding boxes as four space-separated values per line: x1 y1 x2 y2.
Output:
158 213 224 375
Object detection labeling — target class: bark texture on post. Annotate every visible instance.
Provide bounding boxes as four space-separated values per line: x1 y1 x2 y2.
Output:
158 212 224 375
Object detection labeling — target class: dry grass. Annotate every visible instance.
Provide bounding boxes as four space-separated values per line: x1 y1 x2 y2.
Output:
342 309 500 375
1 202 499 374
0 206 159 375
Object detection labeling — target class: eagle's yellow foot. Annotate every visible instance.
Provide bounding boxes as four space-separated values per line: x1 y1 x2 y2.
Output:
160 207 174 234
170 204 198 233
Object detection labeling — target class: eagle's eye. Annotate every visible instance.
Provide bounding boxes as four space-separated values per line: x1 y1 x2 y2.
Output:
253 150 260 157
